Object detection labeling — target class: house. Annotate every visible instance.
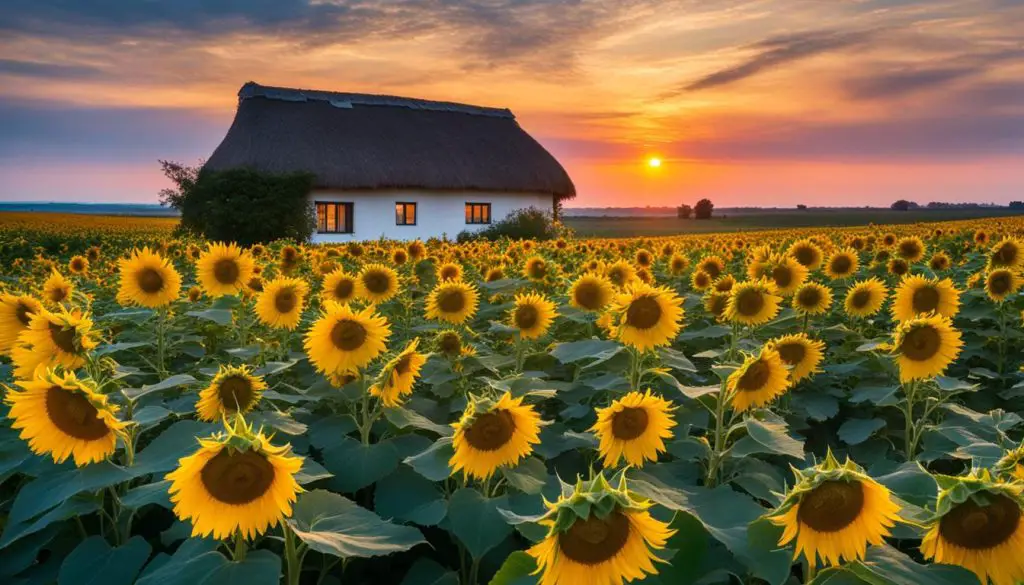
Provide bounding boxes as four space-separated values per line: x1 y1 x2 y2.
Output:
205 82 575 243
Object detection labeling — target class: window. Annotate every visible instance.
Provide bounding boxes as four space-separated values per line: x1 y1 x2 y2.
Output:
395 202 417 225
316 202 353 234
465 202 492 225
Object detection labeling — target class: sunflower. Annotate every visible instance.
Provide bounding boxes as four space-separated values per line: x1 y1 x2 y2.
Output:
765 255 809 296
523 255 549 281
369 338 427 407
770 451 901 569
986 269 1021 302
825 249 859 279
6 369 127 466
10 307 99 379
425 281 479 325
569 273 614 313
690 269 712 292
528 474 674 585
728 346 791 412
703 291 731 321
355 263 400 304
843 278 886 318
86 246 101 262
485 266 505 282
254 277 309 330
321 269 359 305
0 293 42 353
792 282 833 316
187 286 202 302
668 253 689 275
591 390 676 468
929 252 951 271
68 255 89 275
196 242 255 297
713 274 736 293
895 236 926 262
436 262 464 282
724 279 782 326
166 419 303 540
390 248 409 265
634 249 654 268
888 257 910 277
697 255 725 279
196 365 268 421
994 444 1024 483
42 271 73 305
891 313 963 382
891 275 960 322
116 247 182 308
450 392 542 480
607 283 685 351
921 471 1024 585
768 333 825 382
989 238 1023 270
787 238 825 270
407 240 426 260
304 302 391 375
510 292 557 340
605 260 637 289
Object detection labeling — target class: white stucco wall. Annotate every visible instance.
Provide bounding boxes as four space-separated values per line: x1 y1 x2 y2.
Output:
308 189 554 243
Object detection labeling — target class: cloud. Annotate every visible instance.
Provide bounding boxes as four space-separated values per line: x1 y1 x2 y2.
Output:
843 66 978 99
679 29 872 92
0 58 103 79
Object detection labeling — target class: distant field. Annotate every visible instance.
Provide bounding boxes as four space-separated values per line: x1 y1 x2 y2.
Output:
564 207 1024 237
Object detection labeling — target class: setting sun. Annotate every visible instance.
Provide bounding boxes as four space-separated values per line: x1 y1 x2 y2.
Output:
647 157 662 168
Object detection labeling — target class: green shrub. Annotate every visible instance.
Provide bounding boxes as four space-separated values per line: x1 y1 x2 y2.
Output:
475 206 559 241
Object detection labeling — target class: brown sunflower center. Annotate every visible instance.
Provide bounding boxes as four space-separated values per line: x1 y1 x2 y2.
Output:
702 263 721 279
71 259 86 271
45 386 109 440
911 286 940 313
891 260 909 275
574 282 604 310
15 301 35 326
798 480 864 532
899 241 920 258
794 247 816 267
136 267 165 293
899 325 940 361
707 294 728 317
441 266 459 280
777 342 806 366
395 353 413 375
672 258 685 271
334 278 355 300
330 319 368 351
737 360 771 391
486 269 504 282
831 255 852 274
608 268 626 286
439 333 461 355
994 243 1018 266
637 252 652 266
363 271 391 294
200 449 276 505
282 248 298 262
940 493 1021 550
694 272 710 288
49 323 78 353
463 409 516 451
796 287 822 308
393 251 408 264
437 289 467 314
611 407 649 440
625 295 662 329
558 510 631 565
772 266 793 288
735 288 765 317
49 285 68 302
217 375 255 412
213 258 240 285
528 261 546 279
274 288 298 314
514 304 540 330
989 272 1012 296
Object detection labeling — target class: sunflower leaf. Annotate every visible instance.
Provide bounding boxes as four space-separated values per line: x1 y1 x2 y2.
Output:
287 489 425 558
59 535 151 585
447 488 513 559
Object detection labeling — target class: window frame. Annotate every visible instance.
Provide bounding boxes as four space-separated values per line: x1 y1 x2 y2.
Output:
465 202 492 225
315 201 354 234
395 201 418 226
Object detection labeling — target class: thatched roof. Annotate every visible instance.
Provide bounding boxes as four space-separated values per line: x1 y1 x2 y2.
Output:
205 82 575 199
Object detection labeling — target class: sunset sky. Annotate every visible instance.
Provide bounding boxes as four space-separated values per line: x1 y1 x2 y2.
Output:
1 0 1021 208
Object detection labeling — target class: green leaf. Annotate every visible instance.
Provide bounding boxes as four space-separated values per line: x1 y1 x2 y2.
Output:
833 544 976 585
400 558 459 585
322 436 400 493
732 417 805 460
286 489 425 558
121 480 172 510
132 420 215 477
123 374 197 401
186 308 234 326
375 467 447 526
447 488 513 559
295 458 333 485
58 535 151 585
385 406 453 436
137 539 281 585
7 461 133 526
404 438 454 481
248 410 307 435
549 339 623 364
658 347 697 372
0 495 99 548
94 341 152 356
500 457 549 495
838 418 886 445
488 551 538 585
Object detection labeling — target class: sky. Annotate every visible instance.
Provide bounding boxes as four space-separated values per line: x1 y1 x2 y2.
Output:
0 0 1021 208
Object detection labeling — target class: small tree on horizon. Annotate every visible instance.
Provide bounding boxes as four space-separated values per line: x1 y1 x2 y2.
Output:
694 198 714 219
677 204 692 219
891 199 918 211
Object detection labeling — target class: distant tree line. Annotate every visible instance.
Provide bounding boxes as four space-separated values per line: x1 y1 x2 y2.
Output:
892 199 1013 211
677 198 714 220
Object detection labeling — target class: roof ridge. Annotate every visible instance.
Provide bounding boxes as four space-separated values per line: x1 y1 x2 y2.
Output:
239 81 514 119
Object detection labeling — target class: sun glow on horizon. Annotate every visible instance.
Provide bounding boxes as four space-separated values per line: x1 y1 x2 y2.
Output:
647 157 662 168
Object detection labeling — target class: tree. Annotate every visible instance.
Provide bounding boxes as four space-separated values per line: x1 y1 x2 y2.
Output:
161 163 316 245
796 204 808 210
890 199 918 211
1009 201 1024 210
677 204 692 219
694 198 714 220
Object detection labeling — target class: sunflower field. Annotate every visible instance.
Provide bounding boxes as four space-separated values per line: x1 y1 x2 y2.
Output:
3 212 1024 585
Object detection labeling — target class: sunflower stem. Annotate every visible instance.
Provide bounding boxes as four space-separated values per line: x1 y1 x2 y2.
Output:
804 557 817 583
233 530 247 562
902 380 917 461
997 303 1007 377
705 379 730 488
469 556 482 585
155 306 169 379
284 523 301 585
